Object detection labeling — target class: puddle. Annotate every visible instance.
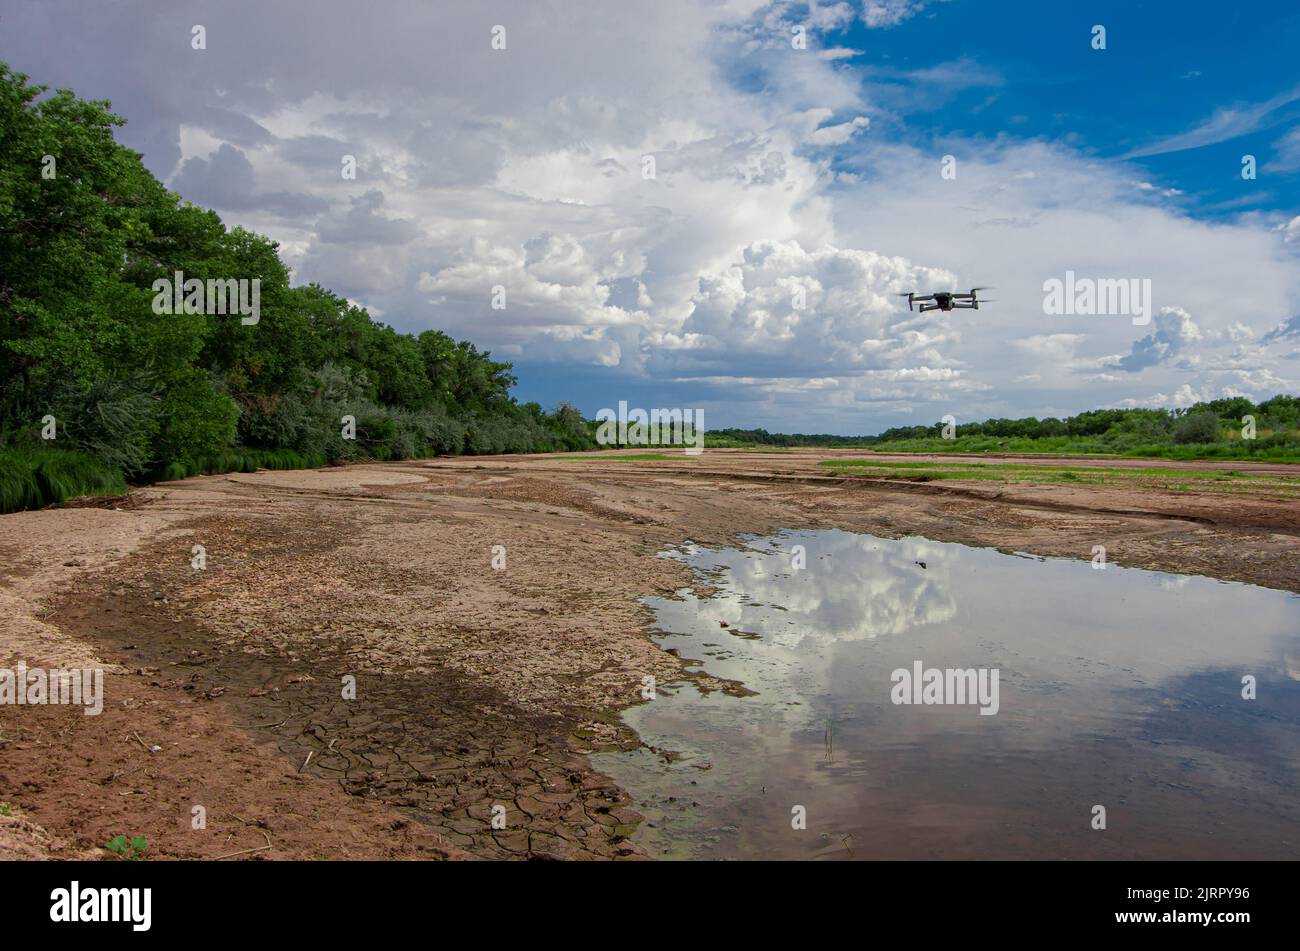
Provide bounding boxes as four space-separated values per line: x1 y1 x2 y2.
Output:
594 529 1300 859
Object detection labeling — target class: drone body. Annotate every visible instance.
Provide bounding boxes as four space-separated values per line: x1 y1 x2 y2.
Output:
900 287 992 312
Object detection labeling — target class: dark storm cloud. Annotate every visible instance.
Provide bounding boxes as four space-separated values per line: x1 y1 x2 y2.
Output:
406 122 505 188
315 190 420 246
193 106 274 148
172 143 329 217
276 134 357 171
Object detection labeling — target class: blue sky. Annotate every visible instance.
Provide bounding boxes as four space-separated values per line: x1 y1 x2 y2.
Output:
838 0 1300 218
3 0 1298 433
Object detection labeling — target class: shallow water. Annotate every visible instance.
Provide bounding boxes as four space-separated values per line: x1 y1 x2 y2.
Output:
593 529 1300 859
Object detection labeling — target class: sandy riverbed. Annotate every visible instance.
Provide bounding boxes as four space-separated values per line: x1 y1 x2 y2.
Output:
1 448 1297 859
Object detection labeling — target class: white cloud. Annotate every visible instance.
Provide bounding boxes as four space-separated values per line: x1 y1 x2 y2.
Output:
1124 85 1300 158
672 239 959 376
1013 334 1087 362
1266 124 1300 172
5 0 1296 432
807 116 871 146
861 0 930 29
830 139 1300 422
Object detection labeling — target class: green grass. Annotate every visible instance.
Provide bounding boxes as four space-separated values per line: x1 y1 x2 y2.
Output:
157 448 332 481
847 434 1300 463
818 459 1299 479
0 447 126 514
2 442 448 515
818 457 1300 494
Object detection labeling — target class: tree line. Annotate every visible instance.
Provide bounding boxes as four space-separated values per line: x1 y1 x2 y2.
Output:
869 398 1300 449
711 397 1300 459
0 65 594 512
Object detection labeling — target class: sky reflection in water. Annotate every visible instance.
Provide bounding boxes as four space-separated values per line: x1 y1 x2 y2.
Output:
594 529 1300 859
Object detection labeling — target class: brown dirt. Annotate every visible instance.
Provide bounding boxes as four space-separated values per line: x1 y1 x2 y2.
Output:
1 448 1297 860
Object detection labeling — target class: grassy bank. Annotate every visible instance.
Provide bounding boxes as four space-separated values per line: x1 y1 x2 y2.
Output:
0 445 447 515
0 448 127 514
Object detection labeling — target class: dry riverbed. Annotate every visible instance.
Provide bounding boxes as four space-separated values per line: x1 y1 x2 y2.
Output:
2 448 1298 859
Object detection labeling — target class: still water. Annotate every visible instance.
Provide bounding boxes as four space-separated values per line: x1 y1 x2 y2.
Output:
594 529 1300 859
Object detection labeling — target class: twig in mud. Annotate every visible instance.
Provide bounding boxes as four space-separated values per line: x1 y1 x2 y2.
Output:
298 751 313 772
244 718 290 731
212 831 273 860
131 731 157 753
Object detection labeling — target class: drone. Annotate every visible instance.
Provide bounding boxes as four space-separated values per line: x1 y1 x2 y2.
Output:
898 287 992 312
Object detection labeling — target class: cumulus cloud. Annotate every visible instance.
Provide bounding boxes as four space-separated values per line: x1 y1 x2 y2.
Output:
1115 368 1295 409
676 239 958 374
3 0 1297 431
1116 384 1210 409
415 233 639 364
830 138 1300 421
1108 307 1203 373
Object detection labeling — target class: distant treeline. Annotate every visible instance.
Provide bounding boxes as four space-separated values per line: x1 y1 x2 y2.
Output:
0 65 594 512
871 398 1300 444
708 428 877 447
709 397 1300 461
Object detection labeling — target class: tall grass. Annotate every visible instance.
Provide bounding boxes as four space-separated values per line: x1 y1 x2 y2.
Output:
0 448 126 514
156 448 332 481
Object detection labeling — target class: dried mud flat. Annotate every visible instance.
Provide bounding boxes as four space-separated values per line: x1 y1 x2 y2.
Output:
1 448 1298 860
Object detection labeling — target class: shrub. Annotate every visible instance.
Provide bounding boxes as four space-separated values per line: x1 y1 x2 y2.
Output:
1173 411 1221 444
49 374 160 476
153 370 239 468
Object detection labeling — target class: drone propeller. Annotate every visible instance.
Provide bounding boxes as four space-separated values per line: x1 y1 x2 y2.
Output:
895 291 920 311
